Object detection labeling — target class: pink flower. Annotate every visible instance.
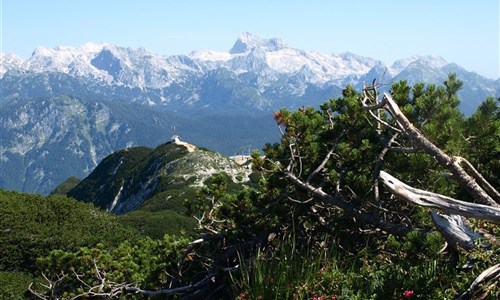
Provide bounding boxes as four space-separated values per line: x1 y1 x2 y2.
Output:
403 290 415 299
312 297 323 300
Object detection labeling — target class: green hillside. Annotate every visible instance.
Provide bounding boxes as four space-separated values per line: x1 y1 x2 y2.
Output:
65 140 251 238
0 190 140 297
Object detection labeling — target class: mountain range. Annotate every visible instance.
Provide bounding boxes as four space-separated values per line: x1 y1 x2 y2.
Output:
1 32 499 195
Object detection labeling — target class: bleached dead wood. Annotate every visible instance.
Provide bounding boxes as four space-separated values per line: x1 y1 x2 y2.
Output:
455 156 500 203
361 85 499 207
430 211 485 250
361 87 500 300
455 264 500 300
30 272 216 299
379 171 500 224
382 93 498 207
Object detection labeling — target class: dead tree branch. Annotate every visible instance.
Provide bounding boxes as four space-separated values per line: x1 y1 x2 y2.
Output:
28 273 65 300
455 264 500 300
372 133 399 201
124 275 215 297
306 132 344 184
382 93 498 207
361 86 499 207
430 211 485 250
379 171 500 224
285 170 412 236
454 156 500 203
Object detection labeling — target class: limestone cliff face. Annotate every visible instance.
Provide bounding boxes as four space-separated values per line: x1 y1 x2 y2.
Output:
0 95 139 195
67 142 250 214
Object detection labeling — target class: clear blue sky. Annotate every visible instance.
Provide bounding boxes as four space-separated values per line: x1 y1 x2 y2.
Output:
1 0 499 79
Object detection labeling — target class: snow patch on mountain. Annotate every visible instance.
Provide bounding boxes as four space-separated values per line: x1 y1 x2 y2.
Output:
230 32 288 54
2 43 204 88
189 49 232 62
0 53 28 76
390 55 449 76
188 34 380 84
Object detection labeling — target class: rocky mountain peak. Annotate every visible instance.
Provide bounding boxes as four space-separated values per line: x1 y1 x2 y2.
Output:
229 32 288 54
0 53 26 76
390 55 449 76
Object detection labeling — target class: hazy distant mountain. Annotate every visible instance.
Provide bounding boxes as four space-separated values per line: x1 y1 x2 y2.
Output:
1 32 498 194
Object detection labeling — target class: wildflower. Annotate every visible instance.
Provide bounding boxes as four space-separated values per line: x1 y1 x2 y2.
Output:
238 292 249 299
403 290 414 299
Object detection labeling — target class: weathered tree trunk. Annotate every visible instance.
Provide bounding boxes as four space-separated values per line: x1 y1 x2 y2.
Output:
379 171 500 224
430 210 484 250
455 264 500 300
360 89 500 300
361 88 499 208
381 93 498 207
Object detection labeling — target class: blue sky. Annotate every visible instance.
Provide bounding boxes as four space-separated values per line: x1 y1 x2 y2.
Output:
1 0 499 79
